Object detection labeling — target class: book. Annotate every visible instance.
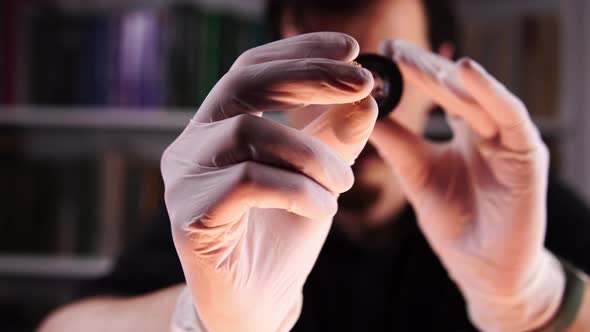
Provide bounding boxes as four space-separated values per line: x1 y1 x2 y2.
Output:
115 8 166 108
219 13 239 75
165 4 202 107
0 140 60 254
73 158 100 255
198 12 222 103
123 158 163 245
97 149 126 256
25 10 114 106
460 12 562 119
0 1 5 104
1 0 24 105
521 14 561 118
461 17 520 92
75 15 113 106
27 6 81 105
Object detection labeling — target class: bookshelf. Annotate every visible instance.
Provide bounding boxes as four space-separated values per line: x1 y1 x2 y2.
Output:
0 107 194 131
559 0 590 202
457 0 590 201
0 0 582 273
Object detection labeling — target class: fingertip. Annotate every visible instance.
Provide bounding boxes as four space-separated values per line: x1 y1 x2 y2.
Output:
320 191 339 219
456 57 503 104
456 57 483 90
350 96 379 132
358 67 376 96
333 96 378 145
317 31 360 61
304 96 378 166
377 40 417 68
457 57 486 80
336 64 374 98
332 163 355 193
356 95 379 119
457 57 475 69
294 32 360 61
342 33 361 61
377 40 392 57
389 40 413 63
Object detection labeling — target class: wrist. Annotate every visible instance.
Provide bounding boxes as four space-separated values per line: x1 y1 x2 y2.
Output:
464 251 565 332
534 259 588 332
170 286 207 332
169 286 303 332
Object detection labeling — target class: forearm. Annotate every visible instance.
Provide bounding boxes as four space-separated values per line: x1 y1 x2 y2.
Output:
567 281 590 332
38 284 184 332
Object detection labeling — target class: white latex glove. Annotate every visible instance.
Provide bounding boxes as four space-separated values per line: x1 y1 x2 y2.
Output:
370 40 565 332
161 32 378 332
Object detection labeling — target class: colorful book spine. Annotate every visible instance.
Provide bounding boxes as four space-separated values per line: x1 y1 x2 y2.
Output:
198 12 222 103
116 9 166 108
75 15 112 106
165 5 202 107
1 0 23 105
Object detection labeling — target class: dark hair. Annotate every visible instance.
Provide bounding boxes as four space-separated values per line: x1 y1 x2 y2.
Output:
265 0 459 55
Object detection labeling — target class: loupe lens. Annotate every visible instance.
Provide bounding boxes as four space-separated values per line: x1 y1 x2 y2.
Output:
354 54 403 119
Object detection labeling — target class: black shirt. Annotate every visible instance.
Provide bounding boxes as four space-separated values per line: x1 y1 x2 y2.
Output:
78 178 590 331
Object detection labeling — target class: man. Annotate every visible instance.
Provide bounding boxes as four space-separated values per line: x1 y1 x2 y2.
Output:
40 0 590 331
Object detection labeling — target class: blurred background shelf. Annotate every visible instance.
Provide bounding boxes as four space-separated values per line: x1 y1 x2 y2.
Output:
52 0 560 17
0 106 566 139
0 106 294 131
0 255 111 279
457 0 559 17
0 107 289 161
0 255 112 332
55 0 265 18
0 107 194 131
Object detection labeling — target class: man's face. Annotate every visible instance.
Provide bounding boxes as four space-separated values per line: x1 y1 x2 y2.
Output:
285 0 435 222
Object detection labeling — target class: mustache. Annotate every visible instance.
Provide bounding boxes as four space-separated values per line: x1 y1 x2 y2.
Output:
354 143 381 164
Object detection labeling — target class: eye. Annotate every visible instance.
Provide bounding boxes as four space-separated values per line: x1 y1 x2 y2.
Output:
354 54 404 119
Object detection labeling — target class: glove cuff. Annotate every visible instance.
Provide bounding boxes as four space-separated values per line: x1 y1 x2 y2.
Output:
464 251 565 332
532 258 587 332
169 286 303 332
170 286 207 332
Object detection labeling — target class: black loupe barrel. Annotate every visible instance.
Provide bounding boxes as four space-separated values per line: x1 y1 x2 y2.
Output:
354 54 403 119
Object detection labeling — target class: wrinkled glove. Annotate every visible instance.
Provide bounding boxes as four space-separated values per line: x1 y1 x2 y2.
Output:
370 40 565 332
162 32 378 332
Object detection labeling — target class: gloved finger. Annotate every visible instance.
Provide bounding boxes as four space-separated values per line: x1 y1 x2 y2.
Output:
381 40 498 139
303 97 379 164
172 161 338 229
446 113 469 139
369 116 432 194
232 32 360 69
187 114 354 193
456 58 542 152
194 58 374 123
445 113 484 155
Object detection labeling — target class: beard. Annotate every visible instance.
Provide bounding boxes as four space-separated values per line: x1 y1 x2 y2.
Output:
338 178 383 214
337 143 387 214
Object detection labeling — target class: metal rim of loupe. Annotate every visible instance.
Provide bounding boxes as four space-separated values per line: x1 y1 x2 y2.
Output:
354 54 403 119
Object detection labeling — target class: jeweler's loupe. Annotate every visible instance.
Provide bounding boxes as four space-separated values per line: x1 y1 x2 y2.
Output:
354 54 403 119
